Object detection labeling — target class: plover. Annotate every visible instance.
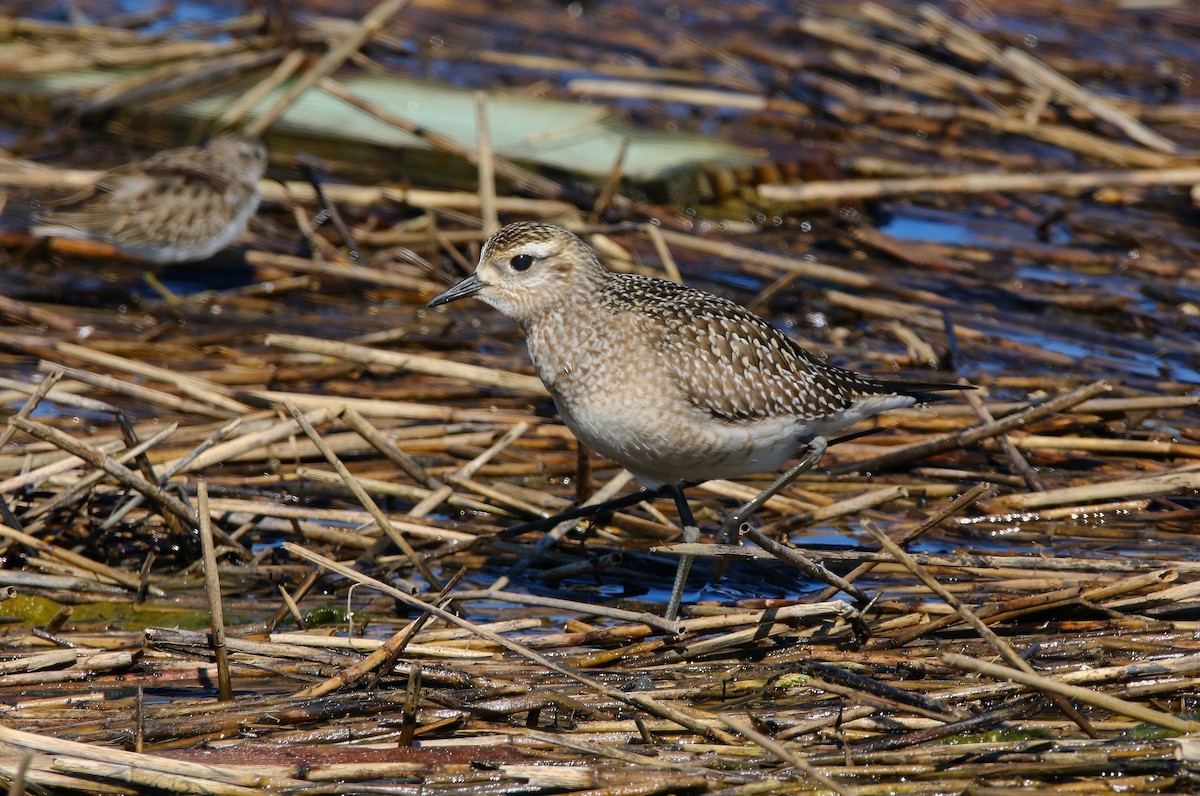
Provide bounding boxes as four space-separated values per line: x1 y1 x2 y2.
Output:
429 222 964 618
33 131 267 264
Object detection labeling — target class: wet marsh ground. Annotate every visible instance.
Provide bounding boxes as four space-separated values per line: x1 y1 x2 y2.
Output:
0 0 1197 793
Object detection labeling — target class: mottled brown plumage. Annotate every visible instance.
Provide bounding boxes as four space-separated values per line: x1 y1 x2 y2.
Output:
33 132 267 264
429 222 962 487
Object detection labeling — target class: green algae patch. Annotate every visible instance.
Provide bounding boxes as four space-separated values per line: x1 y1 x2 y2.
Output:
0 594 63 626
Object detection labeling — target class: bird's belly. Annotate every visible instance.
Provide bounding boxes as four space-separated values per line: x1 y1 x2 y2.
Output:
556 386 802 487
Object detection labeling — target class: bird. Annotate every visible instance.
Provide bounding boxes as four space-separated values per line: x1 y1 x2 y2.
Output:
428 221 966 619
32 131 267 264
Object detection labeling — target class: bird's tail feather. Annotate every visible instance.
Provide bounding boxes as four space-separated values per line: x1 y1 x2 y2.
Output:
870 378 973 404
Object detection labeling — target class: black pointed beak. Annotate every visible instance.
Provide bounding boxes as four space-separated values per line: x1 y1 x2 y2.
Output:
427 274 485 307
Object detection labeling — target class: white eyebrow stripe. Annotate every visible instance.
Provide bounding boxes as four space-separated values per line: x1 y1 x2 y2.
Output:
519 241 558 259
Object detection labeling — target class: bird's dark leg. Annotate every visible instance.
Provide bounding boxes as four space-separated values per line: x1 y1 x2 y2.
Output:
718 436 829 541
665 483 700 622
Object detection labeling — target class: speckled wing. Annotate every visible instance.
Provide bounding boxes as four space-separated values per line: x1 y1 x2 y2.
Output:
617 274 891 423
38 153 249 249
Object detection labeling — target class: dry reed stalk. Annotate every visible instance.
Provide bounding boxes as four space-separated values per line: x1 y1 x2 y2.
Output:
998 47 1177 153
830 380 1112 475
719 714 855 796
669 603 857 661
654 228 936 299
962 379 1045 491
21 422 178 524
264 333 548 394
0 38 255 74
51 342 251 415
316 77 570 201
345 412 457 518
0 368 67 454
242 388 532 423
642 223 682 284
214 47 306 130
813 483 995 602
567 79 808 115
208 500 478 547
1011 434 1200 459
194 483 233 703
452 589 679 635
9 417 200 535
761 166 1200 203
158 406 335 473
742 526 869 603
281 183 576 214
995 470 1200 509
0 376 117 417
864 520 1098 736
243 250 445 292
283 543 733 741
283 400 440 585
942 652 1200 734
0 726 306 789
79 48 285 115
242 0 416 137
475 92 498 236
295 467 502 517
0 295 85 335
39 363 236 420
696 480 818 515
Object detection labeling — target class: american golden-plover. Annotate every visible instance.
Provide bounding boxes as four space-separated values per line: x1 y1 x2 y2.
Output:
34 132 266 264
429 222 964 619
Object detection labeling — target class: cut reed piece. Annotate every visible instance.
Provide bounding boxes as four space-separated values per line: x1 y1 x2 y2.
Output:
265 334 548 394
759 166 1200 203
941 652 1200 734
994 470 1200 510
282 542 733 742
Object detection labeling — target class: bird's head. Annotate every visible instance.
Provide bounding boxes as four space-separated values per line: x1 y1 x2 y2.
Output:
427 222 603 324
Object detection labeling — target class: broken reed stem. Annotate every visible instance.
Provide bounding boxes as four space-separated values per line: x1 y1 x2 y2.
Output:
54 341 251 415
941 652 1200 734
215 46 306 130
283 542 734 743
719 714 855 796
451 588 680 635
265 333 548 394
475 91 498 236
40 362 236 420
22 421 179 525
830 380 1112 474
643 222 682 283
0 725 305 791
0 369 62 452
282 400 441 587
295 570 465 698
490 469 638 592
759 166 1200 202
813 482 995 602
862 520 1098 738
590 136 630 222
242 0 416 137
743 525 869 604
317 77 570 201
8 416 201 534
961 377 1045 491
197 482 233 702
97 416 244 534
0 522 141 590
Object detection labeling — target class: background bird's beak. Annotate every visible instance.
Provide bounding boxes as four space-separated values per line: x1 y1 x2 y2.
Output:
427 274 485 307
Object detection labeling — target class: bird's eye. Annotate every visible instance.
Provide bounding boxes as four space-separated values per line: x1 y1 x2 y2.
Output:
510 254 534 271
